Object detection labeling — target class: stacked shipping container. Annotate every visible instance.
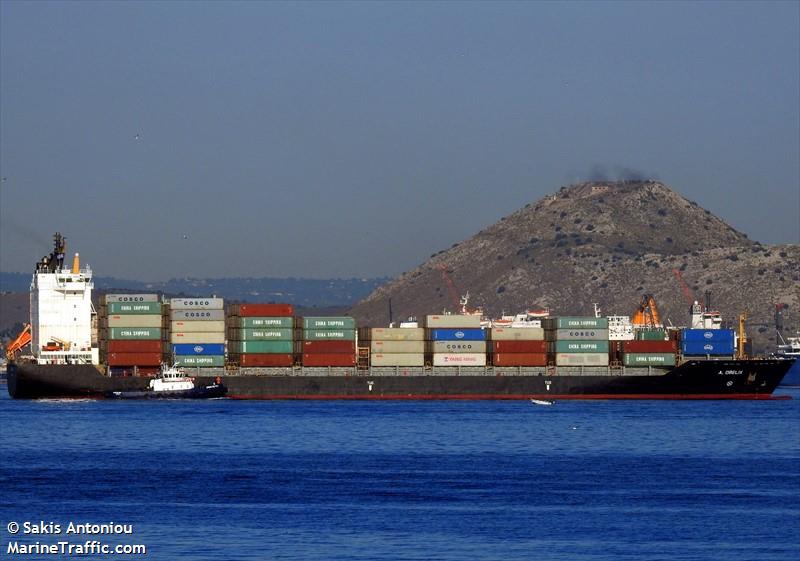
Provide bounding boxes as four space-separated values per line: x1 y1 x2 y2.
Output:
544 317 610 366
680 329 735 358
359 327 426 367
301 316 357 366
489 327 547 366
99 294 163 375
425 315 486 367
169 298 225 368
227 304 295 367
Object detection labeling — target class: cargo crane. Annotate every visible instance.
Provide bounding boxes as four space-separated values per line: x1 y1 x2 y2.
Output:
434 264 481 315
631 295 662 328
5 323 32 361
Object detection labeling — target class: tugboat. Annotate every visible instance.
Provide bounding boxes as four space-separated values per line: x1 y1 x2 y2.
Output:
107 363 227 399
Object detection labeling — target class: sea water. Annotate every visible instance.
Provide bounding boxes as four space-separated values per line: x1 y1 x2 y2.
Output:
1 388 798 560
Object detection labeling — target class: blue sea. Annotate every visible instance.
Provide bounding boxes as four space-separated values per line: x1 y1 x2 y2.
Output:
1 387 798 561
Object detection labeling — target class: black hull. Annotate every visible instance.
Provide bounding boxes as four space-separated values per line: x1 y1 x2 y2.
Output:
7 359 794 400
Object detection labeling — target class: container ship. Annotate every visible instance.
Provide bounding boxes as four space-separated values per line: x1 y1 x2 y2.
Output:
6 234 794 400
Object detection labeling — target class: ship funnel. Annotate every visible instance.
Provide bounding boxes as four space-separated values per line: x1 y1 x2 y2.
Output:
71 253 80 273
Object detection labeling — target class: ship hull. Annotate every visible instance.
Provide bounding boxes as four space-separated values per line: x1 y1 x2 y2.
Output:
7 359 794 400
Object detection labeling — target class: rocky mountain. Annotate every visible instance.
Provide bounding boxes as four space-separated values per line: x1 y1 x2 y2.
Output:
350 181 799 352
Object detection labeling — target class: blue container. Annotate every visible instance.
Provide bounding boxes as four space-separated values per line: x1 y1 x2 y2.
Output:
428 328 486 341
681 329 735 343
681 340 735 356
172 343 225 356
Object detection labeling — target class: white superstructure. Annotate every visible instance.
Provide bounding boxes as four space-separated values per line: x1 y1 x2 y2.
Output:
30 233 99 365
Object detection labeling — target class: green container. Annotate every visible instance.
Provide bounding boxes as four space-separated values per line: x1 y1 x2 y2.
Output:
239 317 294 329
553 340 609 353
175 355 225 367
107 302 162 314
302 317 356 330
231 341 294 354
552 317 609 329
636 329 668 341
108 327 162 340
303 329 356 341
623 353 676 366
240 328 293 341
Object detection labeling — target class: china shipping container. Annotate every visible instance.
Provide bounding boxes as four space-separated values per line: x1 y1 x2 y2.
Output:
552 340 610 353
544 317 609 330
302 329 356 341
108 327 161 340
106 302 162 314
622 353 677 366
227 328 293 341
230 340 294 354
301 317 357 330
174 355 225 367
636 329 668 341
236 317 295 329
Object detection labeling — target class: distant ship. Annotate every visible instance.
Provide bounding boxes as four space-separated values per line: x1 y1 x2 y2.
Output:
7 233 794 400
774 332 800 387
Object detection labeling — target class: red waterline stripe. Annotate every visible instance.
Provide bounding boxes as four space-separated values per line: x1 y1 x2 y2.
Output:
227 393 789 401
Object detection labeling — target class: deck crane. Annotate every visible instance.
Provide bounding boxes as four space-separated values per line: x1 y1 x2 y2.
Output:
434 264 480 315
631 295 662 328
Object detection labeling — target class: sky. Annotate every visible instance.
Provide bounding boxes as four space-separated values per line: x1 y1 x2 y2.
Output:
1 1 798 281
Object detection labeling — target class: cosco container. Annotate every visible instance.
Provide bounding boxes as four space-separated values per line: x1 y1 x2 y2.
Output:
492 353 548 367
170 309 225 321
237 317 295 329
169 332 225 344
366 327 425 341
547 328 609 341
432 353 487 366
301 317 356 330
106 302 162 314
300 341 356 354
555 353 609 366
622 353 676 366
230 328 293 341
680 340 735 356
231 353 294 367
425 315 483 328
488 327 544 341
102 294 160 304
680 329 735 343
552 340 610 353
622 340 677 353
105 315 162 328
303 329 356 341
230 340 294 354
369 340 426 353
108 327 161 340
169 298 224 310
370 353 425 367
175 355 225 367
430 341 487 353
491 340 547 354
301 353 356 367
169 320 225 333
545 317 609 329
428 328 486 341
106 352 162 366
172 343 225 356
231 303 294 317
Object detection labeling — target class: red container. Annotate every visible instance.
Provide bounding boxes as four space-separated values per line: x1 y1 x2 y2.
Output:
107 340 162 353
106 352 162 366
302 353 356 367
236 303 294 317
301 340 357 354
622 340 677 353
492 353 548 366
235 353 294 367
491 340 547 354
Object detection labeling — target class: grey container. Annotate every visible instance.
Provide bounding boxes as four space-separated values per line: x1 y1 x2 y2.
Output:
170 309 225 321
169 297 224 310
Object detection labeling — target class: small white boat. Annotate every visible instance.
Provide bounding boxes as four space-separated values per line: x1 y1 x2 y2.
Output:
530 398 555 406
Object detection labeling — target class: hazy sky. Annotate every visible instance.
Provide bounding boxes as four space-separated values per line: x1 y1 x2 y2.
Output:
1 1 798 281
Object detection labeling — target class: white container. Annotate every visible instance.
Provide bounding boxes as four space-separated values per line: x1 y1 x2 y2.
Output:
169 320 225 333
489 327 545 341
425 315 483 328
169 332 226 344
369 327 425 341
432 353 487 366
106 314 162 328
369 340 426 353
370 353 425 367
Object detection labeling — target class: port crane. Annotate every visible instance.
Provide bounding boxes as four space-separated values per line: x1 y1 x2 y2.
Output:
434 264 481 315
5 323 31 361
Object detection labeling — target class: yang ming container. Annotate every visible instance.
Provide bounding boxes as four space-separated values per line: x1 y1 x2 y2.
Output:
432 353 486 367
